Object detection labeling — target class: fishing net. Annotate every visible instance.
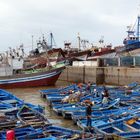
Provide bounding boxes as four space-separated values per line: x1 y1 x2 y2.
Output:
125 118 138 125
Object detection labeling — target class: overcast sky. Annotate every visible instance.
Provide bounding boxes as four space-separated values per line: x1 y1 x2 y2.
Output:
0 0 139 52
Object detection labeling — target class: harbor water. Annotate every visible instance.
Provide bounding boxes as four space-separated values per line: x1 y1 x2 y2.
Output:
7 80 79 130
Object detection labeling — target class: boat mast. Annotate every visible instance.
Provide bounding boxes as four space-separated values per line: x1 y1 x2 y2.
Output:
137 16 140 40
50 33 53 49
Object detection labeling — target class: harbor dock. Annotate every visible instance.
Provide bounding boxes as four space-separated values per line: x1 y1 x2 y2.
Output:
59 66 140 85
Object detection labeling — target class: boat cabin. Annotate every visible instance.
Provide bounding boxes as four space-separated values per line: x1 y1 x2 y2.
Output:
123 30 139 45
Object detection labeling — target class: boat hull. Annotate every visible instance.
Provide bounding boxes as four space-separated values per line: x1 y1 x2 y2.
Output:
0 67 64 89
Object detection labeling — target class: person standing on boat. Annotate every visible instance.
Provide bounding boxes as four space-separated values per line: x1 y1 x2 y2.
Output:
86 81 92 94
93 88 99 97
86 102 92 127
102 87 109 104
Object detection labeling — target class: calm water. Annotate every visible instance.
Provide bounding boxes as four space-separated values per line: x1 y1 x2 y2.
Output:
7 80 79 130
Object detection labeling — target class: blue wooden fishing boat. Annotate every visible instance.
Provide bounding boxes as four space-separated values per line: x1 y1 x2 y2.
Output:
46 92 93 108
25 102 44 113
41 84 78 93
51 101 68 108
15 128 58 140
61 105 84 119
71 106 133 124
17 105 50 127
47 96 65 106
0 114 20 131
95 115 140 139
34 136 58 140
126 82 138 89
40 84 79 98
109 89 140 107
53 103 75 115
0 126 37 140
109 82 139 95
0 89 44 113
0 103 19 114
61 98 120 119
0 89 23 104
52 95 119 117
0 124 100 140
77 116 113 130
39 125 99 140
52 96 101 115
132 85 140 91
0 126 61 140
76 108 139 130
80 95 101 103
44 89 82 107
52 95 101 110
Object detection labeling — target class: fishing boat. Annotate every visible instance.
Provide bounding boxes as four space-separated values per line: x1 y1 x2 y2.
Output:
40 84 78 98
0 89 44 114
0 114 20 131
61 98 120 119
45 89 81 106
52 97 101 116
77 106 140 130
38 125 97 140
26 47 66 69
95 115 140 139
0 125 51 140
15 105 99 139
65 49 91 61
53 103 76 116
87 46 115 61
26 33 67 68
63 40 91 61
77 116 119 131
0 124 99 140
0 62 65 88
71 106 132 124
17 105 50 128
117 16 140 55
0 103 18 114
0 38 66 89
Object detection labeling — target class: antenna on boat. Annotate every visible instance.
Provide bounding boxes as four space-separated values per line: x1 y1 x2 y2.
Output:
31 35 34 50
99 36 104 44
81 39 89 49
50 32 53 48
49 32 56 48
77 33 81 51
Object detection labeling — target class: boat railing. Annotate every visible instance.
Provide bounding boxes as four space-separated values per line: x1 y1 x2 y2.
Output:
19 63 65 75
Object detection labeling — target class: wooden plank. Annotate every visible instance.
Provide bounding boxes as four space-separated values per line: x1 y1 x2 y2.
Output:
0 107 18 113
21 112 34 115
26 119 41 122
113 127 124 133
124 123 138 131
23 116 36 119
28 121 44 125
2 99 18 104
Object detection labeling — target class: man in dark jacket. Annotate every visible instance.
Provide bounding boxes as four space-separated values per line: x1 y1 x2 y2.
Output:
86 103 92 127
86 81 92 94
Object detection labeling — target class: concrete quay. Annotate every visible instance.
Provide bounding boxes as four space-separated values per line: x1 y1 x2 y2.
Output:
59 66 140 85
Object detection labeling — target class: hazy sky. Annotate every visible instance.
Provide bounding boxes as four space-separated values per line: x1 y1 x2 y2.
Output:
0 0 139 52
